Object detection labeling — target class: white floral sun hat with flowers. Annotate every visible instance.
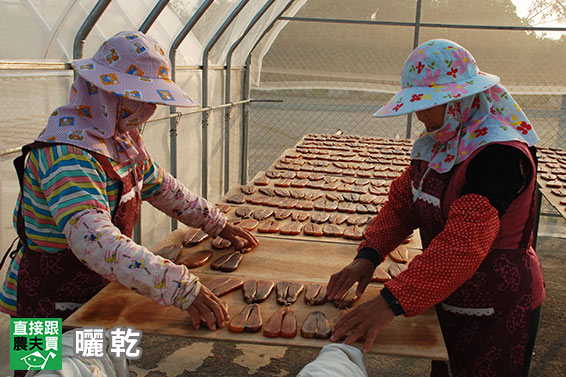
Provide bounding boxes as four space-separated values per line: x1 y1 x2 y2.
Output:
374 39 500 117
72 31 198 107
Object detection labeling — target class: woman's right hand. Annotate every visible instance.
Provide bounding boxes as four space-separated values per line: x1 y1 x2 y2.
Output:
219 222 259 250
186 285 230 331
327 258 375 301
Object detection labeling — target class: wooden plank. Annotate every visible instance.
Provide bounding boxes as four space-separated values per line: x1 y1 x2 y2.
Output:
219 200 381 246
64 236 446 360
64 281 446 360
536 147 566 220
538 182 566 220
150 230 418 283
65 267 445 360
219 172 422 249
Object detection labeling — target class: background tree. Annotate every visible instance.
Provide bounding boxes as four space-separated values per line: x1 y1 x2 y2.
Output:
525 0 566 25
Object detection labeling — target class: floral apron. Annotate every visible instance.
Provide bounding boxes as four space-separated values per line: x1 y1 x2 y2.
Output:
13 142 142 320
411 141 545 377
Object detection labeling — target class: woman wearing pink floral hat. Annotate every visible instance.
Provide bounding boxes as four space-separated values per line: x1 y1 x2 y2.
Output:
327 39 544 376
0 31 257 332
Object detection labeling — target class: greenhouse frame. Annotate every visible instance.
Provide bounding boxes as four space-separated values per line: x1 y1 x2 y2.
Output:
1 0 565 375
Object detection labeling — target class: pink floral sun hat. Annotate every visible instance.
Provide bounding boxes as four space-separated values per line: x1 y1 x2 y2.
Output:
72 31 198 107
374 39 500 117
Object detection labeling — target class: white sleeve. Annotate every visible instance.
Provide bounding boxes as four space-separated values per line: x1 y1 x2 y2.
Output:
297 344 368 377
63 208 201 310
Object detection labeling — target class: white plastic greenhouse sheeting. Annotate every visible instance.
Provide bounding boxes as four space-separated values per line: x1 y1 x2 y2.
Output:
0 0 307 253
0 0 306 67
1 1 307 374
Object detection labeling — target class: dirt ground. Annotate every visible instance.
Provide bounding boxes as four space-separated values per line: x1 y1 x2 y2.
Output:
128 233 566 377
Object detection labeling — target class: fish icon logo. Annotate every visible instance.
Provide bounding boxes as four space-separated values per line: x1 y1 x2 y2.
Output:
21 351 56 370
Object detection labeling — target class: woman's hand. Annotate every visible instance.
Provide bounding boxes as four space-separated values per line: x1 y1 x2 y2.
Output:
218 222 259 250
186 285 230 331
327 258 375 302
330 295 395 353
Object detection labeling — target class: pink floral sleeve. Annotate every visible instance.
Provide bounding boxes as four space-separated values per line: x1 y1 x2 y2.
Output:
63 208 201 310
146 172 226 237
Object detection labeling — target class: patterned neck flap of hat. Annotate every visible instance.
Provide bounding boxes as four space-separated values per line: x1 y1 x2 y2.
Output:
37 76 155 166
411 83 539 173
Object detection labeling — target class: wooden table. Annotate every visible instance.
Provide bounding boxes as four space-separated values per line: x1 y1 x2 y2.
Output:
64 231 448 361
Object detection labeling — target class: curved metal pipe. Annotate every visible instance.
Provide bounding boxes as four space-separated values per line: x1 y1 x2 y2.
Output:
406 0 422 139
168 0 213 177
223 0 276 194
240 0 296 184
72 0 112 60
166 0 214 231
201 0 250 199
139 0 170 33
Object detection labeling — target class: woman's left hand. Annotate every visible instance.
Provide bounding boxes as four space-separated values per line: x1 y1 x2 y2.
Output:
330 295 395 353
186 285 230 330
218 222 259 250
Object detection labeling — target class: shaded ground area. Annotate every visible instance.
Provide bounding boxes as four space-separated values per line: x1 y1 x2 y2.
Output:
130 234 566 377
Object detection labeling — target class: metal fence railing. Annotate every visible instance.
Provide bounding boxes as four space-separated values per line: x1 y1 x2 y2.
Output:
247 89 566 178
246 9 566 179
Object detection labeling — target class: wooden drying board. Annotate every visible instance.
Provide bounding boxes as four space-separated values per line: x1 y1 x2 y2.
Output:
220 180 423 249
64 233 447 361
537 181 566 220
270 147 411 170
170 229 421 282
265 159 406 182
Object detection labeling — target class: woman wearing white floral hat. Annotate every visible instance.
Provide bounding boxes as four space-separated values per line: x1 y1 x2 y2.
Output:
0 31 257 336
327 39 544 376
